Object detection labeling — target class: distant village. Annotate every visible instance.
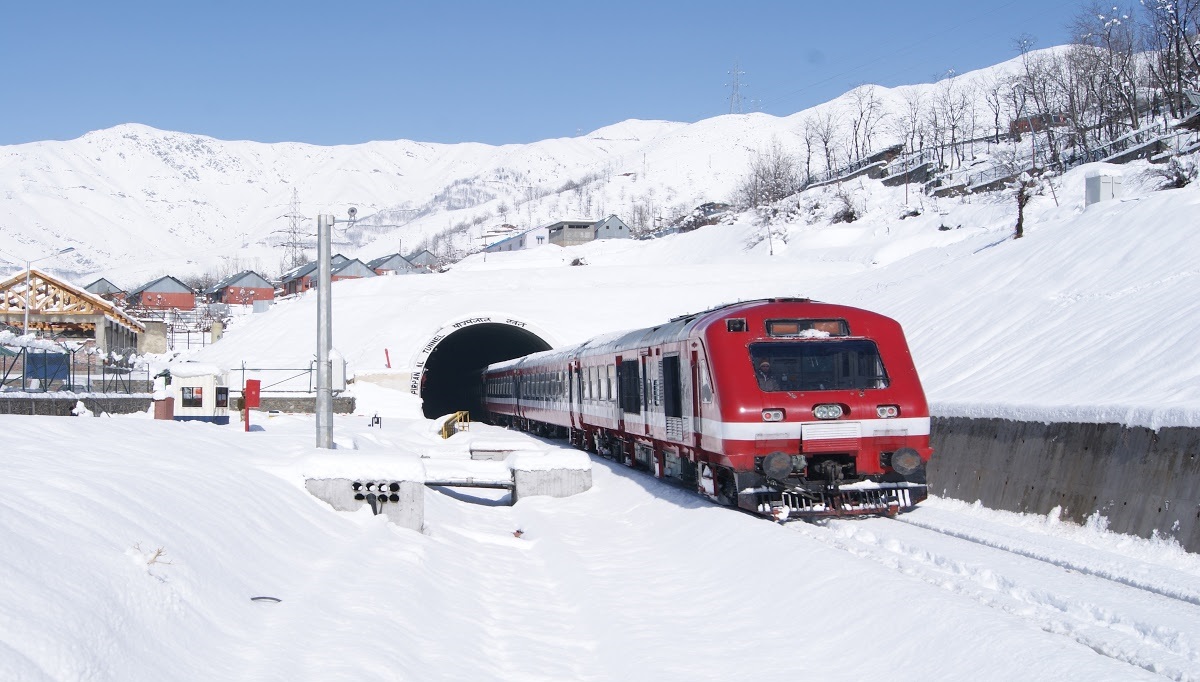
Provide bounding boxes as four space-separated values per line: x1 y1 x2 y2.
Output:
0 215 645 361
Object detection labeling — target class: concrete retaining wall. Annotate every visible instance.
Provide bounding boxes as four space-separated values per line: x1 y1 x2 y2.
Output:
256 396 356 414
0 395 153 416
929 417 1200 553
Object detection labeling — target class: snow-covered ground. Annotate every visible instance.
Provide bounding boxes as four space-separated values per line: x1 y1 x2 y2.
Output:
5 408 1200 681
4 151 1200 679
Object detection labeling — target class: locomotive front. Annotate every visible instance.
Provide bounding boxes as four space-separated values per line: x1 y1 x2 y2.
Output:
703 301 932 518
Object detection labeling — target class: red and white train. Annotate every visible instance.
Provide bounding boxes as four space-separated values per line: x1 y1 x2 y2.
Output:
481 298 933 518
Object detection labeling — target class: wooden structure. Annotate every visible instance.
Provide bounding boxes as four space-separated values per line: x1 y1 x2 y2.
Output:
0 269 143 351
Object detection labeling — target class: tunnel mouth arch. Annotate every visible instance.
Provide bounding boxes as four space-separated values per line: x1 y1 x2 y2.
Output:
414 320 552 420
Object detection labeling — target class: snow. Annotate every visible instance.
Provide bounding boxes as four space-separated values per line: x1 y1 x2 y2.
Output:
4 410 1200 680
4 47 1200 680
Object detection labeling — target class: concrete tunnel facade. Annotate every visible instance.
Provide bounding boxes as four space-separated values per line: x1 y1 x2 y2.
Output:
410 316 555 420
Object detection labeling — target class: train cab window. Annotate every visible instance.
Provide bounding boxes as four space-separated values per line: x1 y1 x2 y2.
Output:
750 340 888 392
726 318 747 332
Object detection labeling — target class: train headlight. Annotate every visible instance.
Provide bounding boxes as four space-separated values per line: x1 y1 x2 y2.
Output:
890 447 923 477
762 409 785 422
813 404 843 420
876 405 900 418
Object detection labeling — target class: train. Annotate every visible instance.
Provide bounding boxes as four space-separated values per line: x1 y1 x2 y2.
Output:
481 298 932 519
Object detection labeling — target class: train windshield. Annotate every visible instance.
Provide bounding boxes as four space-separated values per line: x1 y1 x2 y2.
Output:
749 340 889 392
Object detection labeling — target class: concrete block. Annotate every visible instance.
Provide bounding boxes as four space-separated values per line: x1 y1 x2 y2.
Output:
304 477 423 531
513 469 593 501
509 451 593 501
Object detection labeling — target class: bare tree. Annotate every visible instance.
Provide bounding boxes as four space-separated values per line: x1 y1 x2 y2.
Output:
981 74 1010 145
733 138 802 209
1141 0 1200 118
812 110 841 174
848 85 885 162
800 117 818 182
1072 2 1145 134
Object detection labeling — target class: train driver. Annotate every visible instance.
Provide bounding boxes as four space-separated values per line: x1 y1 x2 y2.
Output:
756 359 780 391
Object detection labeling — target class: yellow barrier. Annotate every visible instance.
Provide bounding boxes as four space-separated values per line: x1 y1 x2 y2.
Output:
440 411 470 439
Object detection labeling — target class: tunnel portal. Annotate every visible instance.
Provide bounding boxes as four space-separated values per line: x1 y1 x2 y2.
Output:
419 322 552 420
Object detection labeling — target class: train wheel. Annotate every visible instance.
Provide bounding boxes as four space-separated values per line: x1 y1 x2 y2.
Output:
716 468 738 506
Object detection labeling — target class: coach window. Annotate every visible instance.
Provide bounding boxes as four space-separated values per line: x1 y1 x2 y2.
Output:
606 364 614 401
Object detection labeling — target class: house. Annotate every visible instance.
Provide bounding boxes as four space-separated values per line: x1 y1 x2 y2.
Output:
483 226 550 253
546 220 596 247
128 275 196 310
405 250 440 270
203 270 275 305
367 253 419 276
331 258 378 281
1009 112 1071 137
280 254 356 296
280 255 379 296
82 277 128 305
0 269 143 351
593 215 632 240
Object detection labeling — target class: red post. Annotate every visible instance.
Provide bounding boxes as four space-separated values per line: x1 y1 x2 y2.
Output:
244 379 261 432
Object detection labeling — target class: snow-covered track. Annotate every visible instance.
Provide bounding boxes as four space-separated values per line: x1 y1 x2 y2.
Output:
889 512 1200 607
786 508 1200 681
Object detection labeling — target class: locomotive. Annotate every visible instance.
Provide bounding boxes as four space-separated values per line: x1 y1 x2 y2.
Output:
481 298 932 519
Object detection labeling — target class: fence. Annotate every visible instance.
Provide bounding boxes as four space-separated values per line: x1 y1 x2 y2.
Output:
0 344 151 394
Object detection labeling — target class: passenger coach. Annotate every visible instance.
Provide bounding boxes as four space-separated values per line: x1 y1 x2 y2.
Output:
482 298 932 518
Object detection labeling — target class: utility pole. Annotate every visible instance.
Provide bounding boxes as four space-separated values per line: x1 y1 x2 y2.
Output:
315 214 334 449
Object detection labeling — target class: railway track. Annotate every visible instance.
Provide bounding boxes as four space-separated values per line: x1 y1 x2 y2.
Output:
785 505 1200 681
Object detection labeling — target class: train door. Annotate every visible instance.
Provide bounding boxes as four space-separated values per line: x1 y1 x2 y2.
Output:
662 353 684 442
614 355 626 435
639 351 651 436
689 350 702 449
569 359 582 433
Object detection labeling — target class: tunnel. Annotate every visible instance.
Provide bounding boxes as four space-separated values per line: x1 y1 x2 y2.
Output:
419 322 552 420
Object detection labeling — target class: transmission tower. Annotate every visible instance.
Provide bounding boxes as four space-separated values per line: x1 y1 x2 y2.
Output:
726 60 746 114
277 187 310 270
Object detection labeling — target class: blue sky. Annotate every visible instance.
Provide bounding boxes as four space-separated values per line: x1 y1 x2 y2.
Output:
0 0 1080 147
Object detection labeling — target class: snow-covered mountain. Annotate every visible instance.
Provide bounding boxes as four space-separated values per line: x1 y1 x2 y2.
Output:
0 53 1032 289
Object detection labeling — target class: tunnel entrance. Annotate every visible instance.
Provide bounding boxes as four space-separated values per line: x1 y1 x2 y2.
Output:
418 322 551 420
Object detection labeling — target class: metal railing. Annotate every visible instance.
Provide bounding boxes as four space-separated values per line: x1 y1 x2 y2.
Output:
0 344 150 394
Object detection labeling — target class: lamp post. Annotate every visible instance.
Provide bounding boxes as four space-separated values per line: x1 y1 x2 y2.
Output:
0 246 75 335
